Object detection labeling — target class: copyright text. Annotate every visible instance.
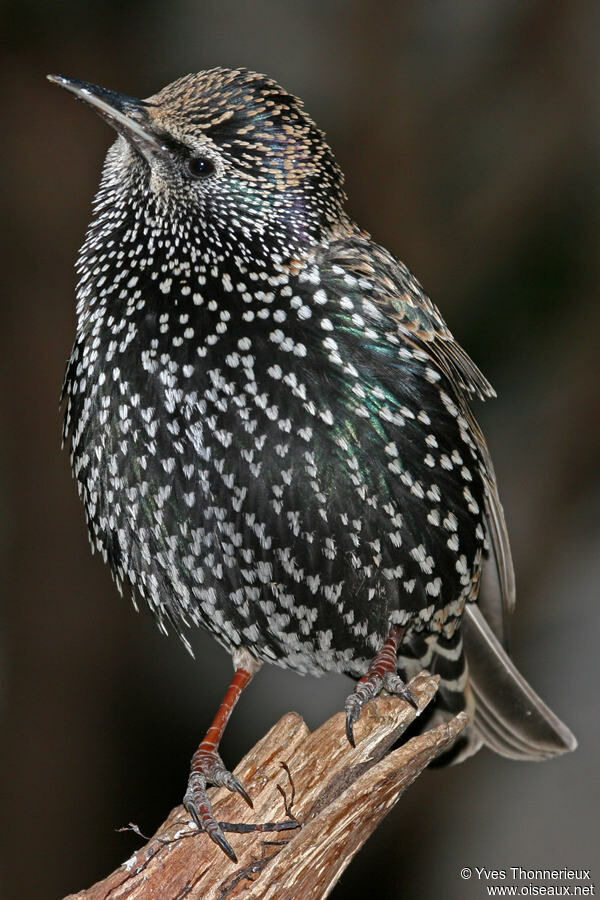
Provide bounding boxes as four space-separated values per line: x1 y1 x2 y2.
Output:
459 867 594 896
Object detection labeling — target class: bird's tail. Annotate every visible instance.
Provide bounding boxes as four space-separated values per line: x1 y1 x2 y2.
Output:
418 604 577 764
400 603 577 764
457 604 577 761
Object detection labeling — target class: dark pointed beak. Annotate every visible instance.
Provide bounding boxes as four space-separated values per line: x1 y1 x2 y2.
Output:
47 74 165 160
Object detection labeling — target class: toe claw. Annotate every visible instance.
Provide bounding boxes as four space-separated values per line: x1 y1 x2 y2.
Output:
211 827 238 863
404 689 418 710
345 711 356 748
383 673 418 710
184 799 201 831
231 776 253 808
344 693 361 747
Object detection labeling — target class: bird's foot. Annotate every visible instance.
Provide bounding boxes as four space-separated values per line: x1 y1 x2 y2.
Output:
344 626 416 747
344 671 416 746
183 746 253 862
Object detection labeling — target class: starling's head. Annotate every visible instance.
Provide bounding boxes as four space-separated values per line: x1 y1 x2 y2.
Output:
49 68 347 256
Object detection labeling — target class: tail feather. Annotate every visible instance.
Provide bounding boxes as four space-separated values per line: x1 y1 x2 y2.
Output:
396 607 576 764
463 605 577 760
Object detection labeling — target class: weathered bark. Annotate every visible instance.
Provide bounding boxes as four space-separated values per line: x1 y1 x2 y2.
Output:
64 672 467 899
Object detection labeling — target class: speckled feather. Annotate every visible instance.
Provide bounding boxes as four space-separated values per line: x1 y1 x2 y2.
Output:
58 68 575 761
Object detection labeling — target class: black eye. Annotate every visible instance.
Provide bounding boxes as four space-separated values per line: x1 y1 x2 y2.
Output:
188 157 215 178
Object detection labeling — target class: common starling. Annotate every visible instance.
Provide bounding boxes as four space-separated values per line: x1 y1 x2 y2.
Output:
49 68 576 861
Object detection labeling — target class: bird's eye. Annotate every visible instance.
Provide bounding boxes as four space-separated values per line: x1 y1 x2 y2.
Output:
188 157 215 178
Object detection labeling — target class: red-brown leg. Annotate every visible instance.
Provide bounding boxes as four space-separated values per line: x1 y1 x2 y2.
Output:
344 625 416 746
183 664 256 861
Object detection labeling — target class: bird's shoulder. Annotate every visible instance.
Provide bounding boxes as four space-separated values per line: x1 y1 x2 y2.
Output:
310 228 495 403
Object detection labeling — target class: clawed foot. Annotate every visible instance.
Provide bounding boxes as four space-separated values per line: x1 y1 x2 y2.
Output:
183 746 253 861
344 670 417 746
344 626 416 747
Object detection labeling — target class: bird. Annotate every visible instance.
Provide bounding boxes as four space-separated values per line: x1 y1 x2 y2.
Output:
49 68 576 861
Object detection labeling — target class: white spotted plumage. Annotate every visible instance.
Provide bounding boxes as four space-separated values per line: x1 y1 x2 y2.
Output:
57 68 578 769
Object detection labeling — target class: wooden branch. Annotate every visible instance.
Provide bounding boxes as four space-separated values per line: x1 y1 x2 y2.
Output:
63 673 467 900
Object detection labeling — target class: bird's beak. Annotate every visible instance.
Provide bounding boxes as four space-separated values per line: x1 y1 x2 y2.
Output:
47 74 165 162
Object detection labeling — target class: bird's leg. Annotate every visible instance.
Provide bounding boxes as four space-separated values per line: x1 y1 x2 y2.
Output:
184 656 259 862
344 624 417 747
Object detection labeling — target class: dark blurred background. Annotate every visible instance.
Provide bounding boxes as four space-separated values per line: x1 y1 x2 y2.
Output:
2 1 598 898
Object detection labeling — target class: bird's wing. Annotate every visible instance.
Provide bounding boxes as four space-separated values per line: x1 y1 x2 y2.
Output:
319 235 515 635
